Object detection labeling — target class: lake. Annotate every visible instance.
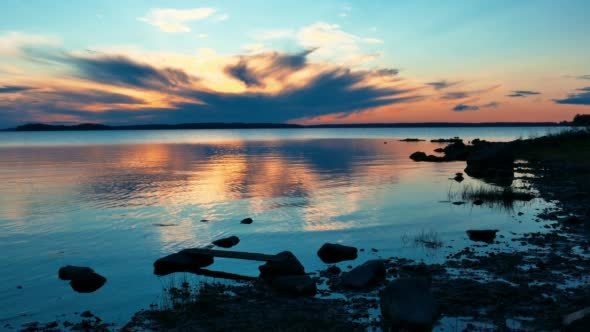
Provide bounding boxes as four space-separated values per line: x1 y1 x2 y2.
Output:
0 127 561 327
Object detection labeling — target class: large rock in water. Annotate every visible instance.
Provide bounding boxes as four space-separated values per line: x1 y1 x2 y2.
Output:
317 243 358 263
153 250 214 276
259 251 305 280
380 278 439 331
270 275 317 297
464 142 515 186
58 266 107 293
410 152 446 162
212 236 240 248
341 260 386 289
466 229 498 243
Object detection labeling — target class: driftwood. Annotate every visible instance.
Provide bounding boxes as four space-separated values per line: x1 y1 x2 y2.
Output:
183 248 284 262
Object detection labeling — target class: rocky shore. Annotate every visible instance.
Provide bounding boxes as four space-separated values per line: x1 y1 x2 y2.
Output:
15 129 590 331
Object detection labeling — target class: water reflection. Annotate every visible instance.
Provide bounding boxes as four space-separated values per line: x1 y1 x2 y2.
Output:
0 133 551 327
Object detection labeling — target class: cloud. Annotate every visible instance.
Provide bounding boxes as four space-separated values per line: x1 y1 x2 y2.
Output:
65 54 194 89
577 75 590 80
481 101 500 108
507 90 541 97
139 8 216 33
452 104 479 112
1 48 423 126
0 31 60 56
554 87 590 105
441 85 500 100
0 85 34 93
224 50 311 87
426 80 460 90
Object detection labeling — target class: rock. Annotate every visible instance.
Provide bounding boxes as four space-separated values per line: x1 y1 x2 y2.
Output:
434 148 444 153
241 217 253 224
464 143 515 186
442 141 471 160
473 199 484 205
453 173 464 182
563 307 590 331
430 137 462 143
259 251 305 280
399 138 425 142
212 236 240 248
563 215 583 225
410 152 447 162
452 201 466 205
380 278 439 331
341 260 386 289
271 275 317 297
326 266 342 275
466 230 498 243
58 266 106 293
58 266 95 280
70 272 107 293
317 243 358 263
200 219 209 222
153 250 214 276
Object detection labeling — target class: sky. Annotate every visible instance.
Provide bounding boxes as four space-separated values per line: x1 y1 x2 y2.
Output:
0 0 589 127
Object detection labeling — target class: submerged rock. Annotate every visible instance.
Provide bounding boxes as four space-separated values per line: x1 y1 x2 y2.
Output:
380 278 439 331
563 307 590 331
58 266 106 293
317 243 358 263
153 250 214 276
341 260 386 289
212 236 240 248
241 217 253 224
270 275 317 297
259 251 305 280
466 230 498 243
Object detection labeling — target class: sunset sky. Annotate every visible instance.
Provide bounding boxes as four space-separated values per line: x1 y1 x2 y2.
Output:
1 0 589 127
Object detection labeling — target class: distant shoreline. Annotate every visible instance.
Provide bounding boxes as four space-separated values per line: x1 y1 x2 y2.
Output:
2 122 573 132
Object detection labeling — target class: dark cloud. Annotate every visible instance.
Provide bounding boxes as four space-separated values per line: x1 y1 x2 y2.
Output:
182 68 422 122
554 87 590 105
66 55 193 89
22 46 195 90
481 101 500 108
427 80 460 90
452 104 479 112
375 68 400 76
224 50 312 87
0 85 34 93
507 90 541 97
441 91 469 100
39 89 144 105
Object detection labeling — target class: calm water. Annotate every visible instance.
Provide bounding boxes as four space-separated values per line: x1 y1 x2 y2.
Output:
0 127 560 327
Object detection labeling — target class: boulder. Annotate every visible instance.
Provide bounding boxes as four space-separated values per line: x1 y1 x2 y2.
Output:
380 278 439 331
58 266 95 280
70 272 107 293
410 152 447 162
563 307 590 332
240 217 253 224
341 260 386 289
271 275 317 297
58 266 106 293
317 243 358 263
326 265 342 275
442 141 471 160
466 230 498 243
153 250 214 276
259 251 305 280
212 236 240 248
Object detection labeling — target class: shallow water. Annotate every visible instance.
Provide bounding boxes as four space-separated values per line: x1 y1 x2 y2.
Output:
0 127 560 326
